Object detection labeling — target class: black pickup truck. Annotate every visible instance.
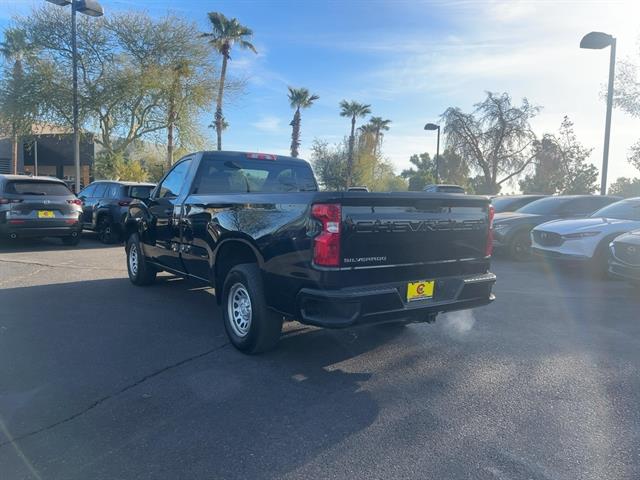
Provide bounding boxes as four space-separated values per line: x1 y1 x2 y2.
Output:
123 151 496 353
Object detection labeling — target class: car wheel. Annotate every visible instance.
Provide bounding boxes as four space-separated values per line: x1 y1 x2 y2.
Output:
97 216 119 244
591 239 614 279
509 231 532 261
222 263 283 354
61 233 81 246
126 233 156 286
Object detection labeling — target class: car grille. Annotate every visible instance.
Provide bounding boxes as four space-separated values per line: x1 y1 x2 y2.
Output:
612 241 640 266
533 230 563 247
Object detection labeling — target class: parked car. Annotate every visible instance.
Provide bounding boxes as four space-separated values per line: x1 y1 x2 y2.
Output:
0 174 82 245
78 180 155 244
530 197 640 273
493 195 621 260
423 184 466 193
609 229 640 285
491 194 548 213
123 151 496 353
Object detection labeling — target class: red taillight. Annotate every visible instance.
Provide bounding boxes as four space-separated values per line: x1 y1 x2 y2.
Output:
485 205 495 257
0 198 22 204
311 203 341 267
8 219 26 224
246 153 277 160
67 198 83 206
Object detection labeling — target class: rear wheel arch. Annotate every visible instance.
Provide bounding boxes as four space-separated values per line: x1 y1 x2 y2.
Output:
213 239 262 303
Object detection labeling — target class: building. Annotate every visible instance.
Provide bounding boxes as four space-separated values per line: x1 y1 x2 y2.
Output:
0 127 96 187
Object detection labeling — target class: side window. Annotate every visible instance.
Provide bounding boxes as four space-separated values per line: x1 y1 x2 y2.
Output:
158 159 192 199
79 184 96 198
93 183 108 198
106 184 120 199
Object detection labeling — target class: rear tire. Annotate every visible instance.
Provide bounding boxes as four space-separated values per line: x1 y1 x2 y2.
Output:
97 216 119 244
126 233 156 286
62 234 80 246
509 231 532 261
222 263 283 354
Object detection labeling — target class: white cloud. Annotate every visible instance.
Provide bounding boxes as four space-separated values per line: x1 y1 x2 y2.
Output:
251 115 283 133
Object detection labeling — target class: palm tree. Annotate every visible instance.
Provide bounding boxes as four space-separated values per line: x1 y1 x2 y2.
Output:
368 116 391 155
0 28 33 174
166 60 191 166
358 123 377 153
339 100 371 186
202 12 257 151
287 87 319 157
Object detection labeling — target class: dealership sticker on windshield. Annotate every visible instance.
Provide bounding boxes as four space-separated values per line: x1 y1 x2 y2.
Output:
407 280 434 302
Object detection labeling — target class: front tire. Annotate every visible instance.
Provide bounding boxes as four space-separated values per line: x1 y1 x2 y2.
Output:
126 233 156 286
509 231 532 261
222 263 283 354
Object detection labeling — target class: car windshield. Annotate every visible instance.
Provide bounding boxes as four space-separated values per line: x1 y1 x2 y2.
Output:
516 196 567 215
591 199 640 221
5 180 72 196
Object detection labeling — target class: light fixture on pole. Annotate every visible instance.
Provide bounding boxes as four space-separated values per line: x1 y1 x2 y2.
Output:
580 31 616 195
424 123 440 184
45 0 103 193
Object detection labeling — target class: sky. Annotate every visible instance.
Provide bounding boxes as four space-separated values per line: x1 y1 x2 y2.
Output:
2 0 640 191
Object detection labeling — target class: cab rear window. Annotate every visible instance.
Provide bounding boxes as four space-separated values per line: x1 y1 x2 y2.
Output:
194 158 318 194
5 181 72 196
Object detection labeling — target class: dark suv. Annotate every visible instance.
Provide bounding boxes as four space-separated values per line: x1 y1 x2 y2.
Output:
0 174 83 245
79 181 155 244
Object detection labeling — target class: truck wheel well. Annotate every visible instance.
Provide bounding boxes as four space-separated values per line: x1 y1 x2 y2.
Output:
214 242 259 303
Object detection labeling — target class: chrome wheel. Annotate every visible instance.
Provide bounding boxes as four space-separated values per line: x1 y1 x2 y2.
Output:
129 242 139 277
227 283 252 338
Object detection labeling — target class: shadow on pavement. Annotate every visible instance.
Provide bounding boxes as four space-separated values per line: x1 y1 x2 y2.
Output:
0 275 410 479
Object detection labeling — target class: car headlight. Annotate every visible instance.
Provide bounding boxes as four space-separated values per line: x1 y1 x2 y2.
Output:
562 231 601 239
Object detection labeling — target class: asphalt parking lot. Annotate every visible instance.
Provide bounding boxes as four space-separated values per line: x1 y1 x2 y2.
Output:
1 237 639 480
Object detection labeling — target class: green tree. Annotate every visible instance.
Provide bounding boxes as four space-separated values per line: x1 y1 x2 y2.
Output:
608 177 640 197
368 116 391 155
519 117 598 194
310 139 348 191
287 87 319 157
339 100 371 187
21 8 215 159
401 150 467 191
442 92 539 194
0 27 36 174
202 12 257 151
401 152 436 191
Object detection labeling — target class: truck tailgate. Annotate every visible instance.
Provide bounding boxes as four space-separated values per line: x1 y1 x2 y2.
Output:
340 193 490 268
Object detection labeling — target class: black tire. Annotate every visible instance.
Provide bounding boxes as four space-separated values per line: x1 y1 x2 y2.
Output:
591 239 614 279
222 263 283 354
509 230 532 261
61 233 80 246
126 233 156 286
97 215 119 244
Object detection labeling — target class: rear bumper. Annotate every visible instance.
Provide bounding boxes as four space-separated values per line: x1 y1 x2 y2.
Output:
296 272 496 328
0 221 81 239
609 259 640 281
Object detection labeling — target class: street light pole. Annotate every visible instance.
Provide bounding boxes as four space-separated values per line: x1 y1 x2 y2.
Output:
424 123 441 184
45 0 103 193
71 0 80 194
602 37 616 196
580 31 617 195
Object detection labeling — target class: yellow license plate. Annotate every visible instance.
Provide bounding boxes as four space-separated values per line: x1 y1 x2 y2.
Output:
38 210 55 218
407 280 435 302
